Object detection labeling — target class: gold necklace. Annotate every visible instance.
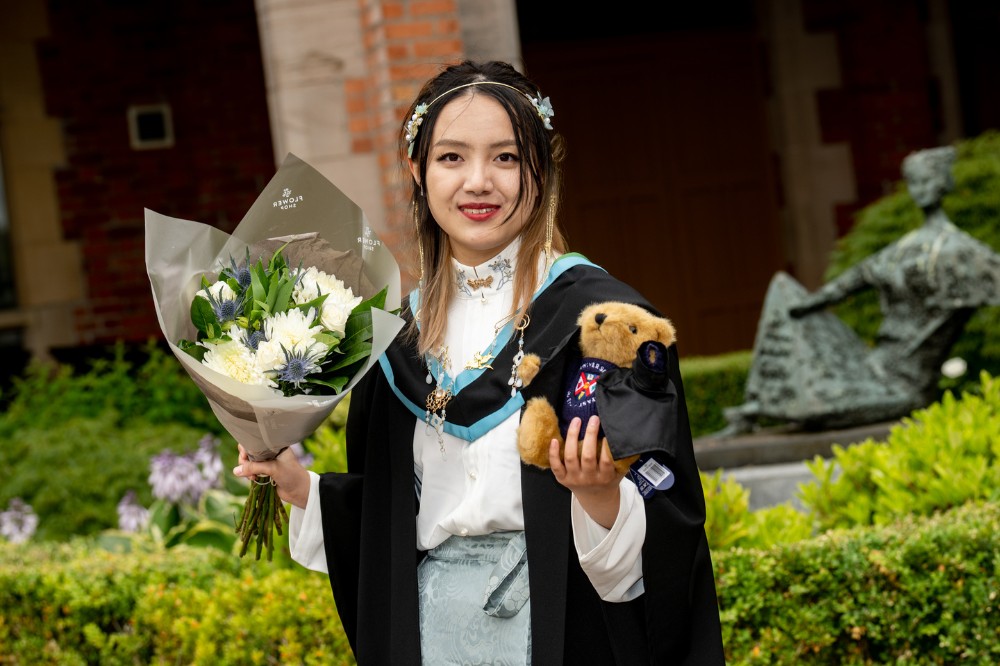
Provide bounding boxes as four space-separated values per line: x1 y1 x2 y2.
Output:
423 311 530 457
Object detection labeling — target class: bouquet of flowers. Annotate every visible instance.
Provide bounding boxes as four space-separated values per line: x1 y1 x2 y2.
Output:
145 154 404 560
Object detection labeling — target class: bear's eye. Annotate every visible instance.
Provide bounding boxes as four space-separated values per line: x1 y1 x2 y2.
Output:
629 325 637 334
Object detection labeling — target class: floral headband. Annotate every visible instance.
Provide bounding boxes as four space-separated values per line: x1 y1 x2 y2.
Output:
405 81 555 157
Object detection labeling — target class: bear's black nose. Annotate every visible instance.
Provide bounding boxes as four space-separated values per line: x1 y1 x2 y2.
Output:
594 313 606 326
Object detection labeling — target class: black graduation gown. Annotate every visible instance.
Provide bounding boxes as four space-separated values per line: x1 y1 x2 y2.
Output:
318 262 726 665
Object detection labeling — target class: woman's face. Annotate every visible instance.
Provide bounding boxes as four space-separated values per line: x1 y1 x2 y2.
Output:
411 92 534 266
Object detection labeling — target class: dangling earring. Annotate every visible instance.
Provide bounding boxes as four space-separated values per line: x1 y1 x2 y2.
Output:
543 192 556 267
414 200 425 285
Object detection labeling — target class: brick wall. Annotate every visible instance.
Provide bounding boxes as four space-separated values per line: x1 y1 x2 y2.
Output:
354 0 464 281
36 0 275 346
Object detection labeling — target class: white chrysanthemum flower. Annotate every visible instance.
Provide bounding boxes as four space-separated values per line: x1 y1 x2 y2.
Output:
256 307 327 371
196 280 235 303
202 337 273 386
292 267 362 335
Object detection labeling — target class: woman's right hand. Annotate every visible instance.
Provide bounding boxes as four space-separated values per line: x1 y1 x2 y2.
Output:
233 444 312 509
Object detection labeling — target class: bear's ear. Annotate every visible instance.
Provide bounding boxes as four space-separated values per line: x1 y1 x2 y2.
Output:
654 317 677 345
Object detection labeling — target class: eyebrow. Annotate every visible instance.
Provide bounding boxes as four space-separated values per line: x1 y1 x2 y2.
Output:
432 138 517 150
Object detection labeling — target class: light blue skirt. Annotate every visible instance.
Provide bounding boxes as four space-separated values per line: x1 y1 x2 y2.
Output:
417 531 531 665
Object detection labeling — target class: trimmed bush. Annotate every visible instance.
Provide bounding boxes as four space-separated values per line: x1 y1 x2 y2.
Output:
716 501 1000 665
0 539 352 665
800 372 1000 531
679 350 752 437
3 502 995 665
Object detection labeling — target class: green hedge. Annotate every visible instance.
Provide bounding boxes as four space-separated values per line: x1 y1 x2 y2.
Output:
0 540 351 665
716 500 1000 665
679 350 752 438
3 502 995 665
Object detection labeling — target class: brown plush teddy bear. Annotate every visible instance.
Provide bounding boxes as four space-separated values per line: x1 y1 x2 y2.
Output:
517 301 677 477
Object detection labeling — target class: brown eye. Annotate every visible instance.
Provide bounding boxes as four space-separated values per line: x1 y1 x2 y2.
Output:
629 325 637 334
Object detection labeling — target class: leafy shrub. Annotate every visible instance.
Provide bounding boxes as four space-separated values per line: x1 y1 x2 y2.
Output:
3 502 995 665
679 350 752 437
0 538 351 665
799 372 1000 531
0 540 242 665
702 470 812 552
0 414 235 541
825 130 1000 394
0 340 220 436
716 500 1000 665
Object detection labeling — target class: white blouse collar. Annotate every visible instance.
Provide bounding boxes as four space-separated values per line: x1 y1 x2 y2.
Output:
451 238 521 300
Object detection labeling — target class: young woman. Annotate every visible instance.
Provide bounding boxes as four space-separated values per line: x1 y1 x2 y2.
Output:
234 60 725 665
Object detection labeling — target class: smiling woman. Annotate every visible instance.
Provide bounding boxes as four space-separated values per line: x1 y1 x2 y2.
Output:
234 60 725 665
413 93 531 266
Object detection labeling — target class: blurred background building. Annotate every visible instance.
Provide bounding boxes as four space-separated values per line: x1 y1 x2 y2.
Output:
0 0 997 374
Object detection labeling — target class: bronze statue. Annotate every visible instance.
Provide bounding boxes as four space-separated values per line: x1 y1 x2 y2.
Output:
720 146 1000 435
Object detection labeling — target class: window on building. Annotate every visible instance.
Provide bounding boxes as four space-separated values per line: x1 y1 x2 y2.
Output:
127 103 175 150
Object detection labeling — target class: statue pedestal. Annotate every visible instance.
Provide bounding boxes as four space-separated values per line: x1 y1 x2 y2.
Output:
694 420 897 471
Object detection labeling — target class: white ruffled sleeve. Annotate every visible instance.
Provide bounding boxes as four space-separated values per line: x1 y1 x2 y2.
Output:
570 476 645 602
288 471 329 573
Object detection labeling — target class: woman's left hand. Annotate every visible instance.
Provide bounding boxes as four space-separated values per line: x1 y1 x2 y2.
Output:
550 415 624 529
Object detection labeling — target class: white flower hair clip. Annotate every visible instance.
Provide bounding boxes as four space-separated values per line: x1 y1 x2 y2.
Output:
405 82 555 158
529 92 554 130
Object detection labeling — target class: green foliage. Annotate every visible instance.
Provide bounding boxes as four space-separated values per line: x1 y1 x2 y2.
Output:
302 398 350 473
0 539 352 665
0 340 220 436
716 500 1000 665
825 130 1000 393
799 372 1000 531
0 414 234 541
679 350 752 437
702 470 812 552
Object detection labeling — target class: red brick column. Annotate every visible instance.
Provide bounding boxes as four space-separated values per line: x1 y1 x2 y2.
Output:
352 0 464 285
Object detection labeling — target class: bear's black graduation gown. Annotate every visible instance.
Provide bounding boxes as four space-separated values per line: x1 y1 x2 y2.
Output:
318 261 726 665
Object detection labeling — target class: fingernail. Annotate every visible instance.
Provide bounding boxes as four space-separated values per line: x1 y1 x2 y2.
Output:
232 465 242 476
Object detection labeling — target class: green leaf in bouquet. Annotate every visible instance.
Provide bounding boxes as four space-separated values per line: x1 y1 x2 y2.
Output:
265 270 282 312
251 263 269 308
293 292 329 317
225 277 242 295
272 276 295 314
313 331 342 350
191 295 221 338
306 375 350 393
178 339 207 362
355 286 389 314
344 309 375 344
267 244 291 273
201 275 212 290
325 342 372 373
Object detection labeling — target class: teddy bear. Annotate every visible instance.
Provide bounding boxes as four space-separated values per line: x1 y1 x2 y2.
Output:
516 301 677 477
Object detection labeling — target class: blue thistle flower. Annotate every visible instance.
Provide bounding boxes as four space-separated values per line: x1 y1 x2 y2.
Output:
273 344 325 391
202 286 246 325
222 250 254 291
242 328 268 351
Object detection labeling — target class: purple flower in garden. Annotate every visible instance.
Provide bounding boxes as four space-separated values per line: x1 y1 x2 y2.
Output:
116 490 149 533
0 498 38 544
149 435 223 505
289 442 314 469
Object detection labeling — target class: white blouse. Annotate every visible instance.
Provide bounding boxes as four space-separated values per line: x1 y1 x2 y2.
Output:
289 240 646 602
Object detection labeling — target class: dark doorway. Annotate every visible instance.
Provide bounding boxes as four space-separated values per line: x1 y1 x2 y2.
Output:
518 3 783 355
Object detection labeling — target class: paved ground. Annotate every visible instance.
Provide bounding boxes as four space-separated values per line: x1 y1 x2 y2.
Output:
693 421 897 510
